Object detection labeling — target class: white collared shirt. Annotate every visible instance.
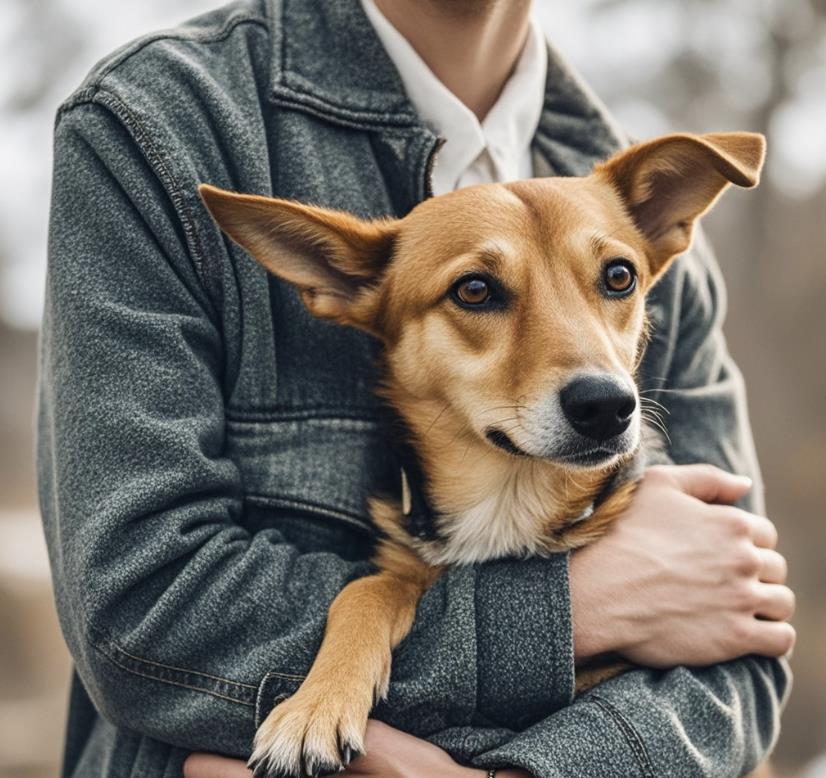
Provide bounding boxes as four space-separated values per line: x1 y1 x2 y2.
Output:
361 0 548 195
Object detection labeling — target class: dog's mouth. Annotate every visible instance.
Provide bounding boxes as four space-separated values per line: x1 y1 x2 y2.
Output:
485 426 630 468
485 428 532 458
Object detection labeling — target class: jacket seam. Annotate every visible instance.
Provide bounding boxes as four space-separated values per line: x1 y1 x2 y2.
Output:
100 637 258 689
64 88 208 285
226 408 380 424
588 694 655 778
255 671 304 728
88 14 268 90
92 638 257 707
264 670 305 682
270 87 419 130
244 493 373 532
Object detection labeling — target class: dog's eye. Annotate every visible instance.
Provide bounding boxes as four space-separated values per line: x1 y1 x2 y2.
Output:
453 277 491 306
603 260 637 296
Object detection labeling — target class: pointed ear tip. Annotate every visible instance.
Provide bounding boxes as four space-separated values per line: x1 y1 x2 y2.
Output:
198 183 226 203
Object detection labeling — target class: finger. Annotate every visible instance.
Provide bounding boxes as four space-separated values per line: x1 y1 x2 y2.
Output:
748 514 779 549
183 754 252 778
667 464 752 504
754 583 796 621
747 619 796 658
757 548 787 583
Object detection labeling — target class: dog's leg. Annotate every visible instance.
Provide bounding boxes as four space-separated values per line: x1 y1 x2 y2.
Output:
575 660 632 694
249 545 439 778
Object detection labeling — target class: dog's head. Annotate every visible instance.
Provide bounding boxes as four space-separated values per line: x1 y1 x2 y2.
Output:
201 132 764 472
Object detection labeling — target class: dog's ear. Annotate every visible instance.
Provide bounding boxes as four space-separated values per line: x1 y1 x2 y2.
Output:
199 184 397 332
597 132 765 278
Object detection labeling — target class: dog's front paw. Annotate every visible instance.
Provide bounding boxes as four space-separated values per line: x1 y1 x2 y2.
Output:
247 687 368 778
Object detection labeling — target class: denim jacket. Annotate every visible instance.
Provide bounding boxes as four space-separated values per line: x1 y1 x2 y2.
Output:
38 1 790 776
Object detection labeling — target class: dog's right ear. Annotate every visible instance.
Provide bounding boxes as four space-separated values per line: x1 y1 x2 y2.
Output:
597 132 765 280
199 185 397 333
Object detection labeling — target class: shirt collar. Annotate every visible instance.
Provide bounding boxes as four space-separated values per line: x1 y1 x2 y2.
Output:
360 0 548 193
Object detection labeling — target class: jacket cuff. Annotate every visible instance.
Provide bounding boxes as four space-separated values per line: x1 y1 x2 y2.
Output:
474 553 575 727
471 697 652 778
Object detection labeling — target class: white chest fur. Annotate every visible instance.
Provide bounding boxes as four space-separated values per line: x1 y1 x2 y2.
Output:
420 466 580 566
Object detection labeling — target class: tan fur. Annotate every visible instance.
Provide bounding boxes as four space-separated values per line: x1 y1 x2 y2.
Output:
200 132 765 777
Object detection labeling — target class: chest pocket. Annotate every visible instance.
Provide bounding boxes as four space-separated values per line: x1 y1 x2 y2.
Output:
227 276 397 531
226 412 395 532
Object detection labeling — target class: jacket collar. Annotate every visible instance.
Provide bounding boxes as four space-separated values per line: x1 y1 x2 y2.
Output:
266 0 629 170
267 0 420 128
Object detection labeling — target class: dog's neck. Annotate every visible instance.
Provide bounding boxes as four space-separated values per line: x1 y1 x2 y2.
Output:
387 394 615 566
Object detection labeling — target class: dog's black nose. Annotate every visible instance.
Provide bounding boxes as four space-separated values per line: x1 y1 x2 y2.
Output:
560 375 636 441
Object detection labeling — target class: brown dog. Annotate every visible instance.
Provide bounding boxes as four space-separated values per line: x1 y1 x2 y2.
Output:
200 131 765 778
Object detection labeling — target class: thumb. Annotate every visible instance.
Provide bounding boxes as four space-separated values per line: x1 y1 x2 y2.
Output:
667 464 752 504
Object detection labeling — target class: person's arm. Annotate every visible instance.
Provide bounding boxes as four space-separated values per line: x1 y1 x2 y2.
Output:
39 99 575 756
466 232 793 777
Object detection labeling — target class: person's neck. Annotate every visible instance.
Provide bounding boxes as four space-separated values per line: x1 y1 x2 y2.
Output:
373 0 533 121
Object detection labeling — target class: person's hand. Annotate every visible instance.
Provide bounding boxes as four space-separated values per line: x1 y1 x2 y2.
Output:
183 752 250 778
569 464 796 667
340 720 530 777
182 721 533 778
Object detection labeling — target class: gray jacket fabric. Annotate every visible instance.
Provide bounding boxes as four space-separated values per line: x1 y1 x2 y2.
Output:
38 1 790 776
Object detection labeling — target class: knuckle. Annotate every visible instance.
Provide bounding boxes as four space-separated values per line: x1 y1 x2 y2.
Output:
732 580 760 610
698 463 721 479
646 465 671 484
762 517 779 547
720 508 751 538
732 545 761 578
728 617 753 647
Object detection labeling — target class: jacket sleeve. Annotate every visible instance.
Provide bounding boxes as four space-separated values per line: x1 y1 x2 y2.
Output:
38 100 574 757
469 232 792 777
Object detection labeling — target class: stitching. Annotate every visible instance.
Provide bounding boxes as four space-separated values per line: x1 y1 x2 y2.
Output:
94 642 255 708
90 89 207 281
255 670 301 727
244 494 373 532
271 0 416 131
266 671 305 682
93 14 267 86
57 89 211 287
269 89 419 132
105 640 258 690
270 86 418 130
226 407 380 423
589 695 656 778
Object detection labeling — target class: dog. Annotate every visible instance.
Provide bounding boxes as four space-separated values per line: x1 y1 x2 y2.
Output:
200 130 765 778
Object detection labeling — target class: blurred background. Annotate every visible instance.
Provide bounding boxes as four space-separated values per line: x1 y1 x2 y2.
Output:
0 0 824 775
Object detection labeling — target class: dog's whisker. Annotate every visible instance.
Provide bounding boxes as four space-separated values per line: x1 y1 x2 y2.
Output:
641 410 671 444
424 403 451 436
639 396 670 415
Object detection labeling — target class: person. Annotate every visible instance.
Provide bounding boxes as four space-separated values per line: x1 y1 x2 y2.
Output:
39 1 795 776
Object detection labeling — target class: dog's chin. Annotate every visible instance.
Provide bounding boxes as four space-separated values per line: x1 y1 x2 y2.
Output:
553 448 623 470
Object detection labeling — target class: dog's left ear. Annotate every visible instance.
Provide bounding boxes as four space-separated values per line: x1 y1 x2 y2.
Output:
199 184 397 333
597 132 765 277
